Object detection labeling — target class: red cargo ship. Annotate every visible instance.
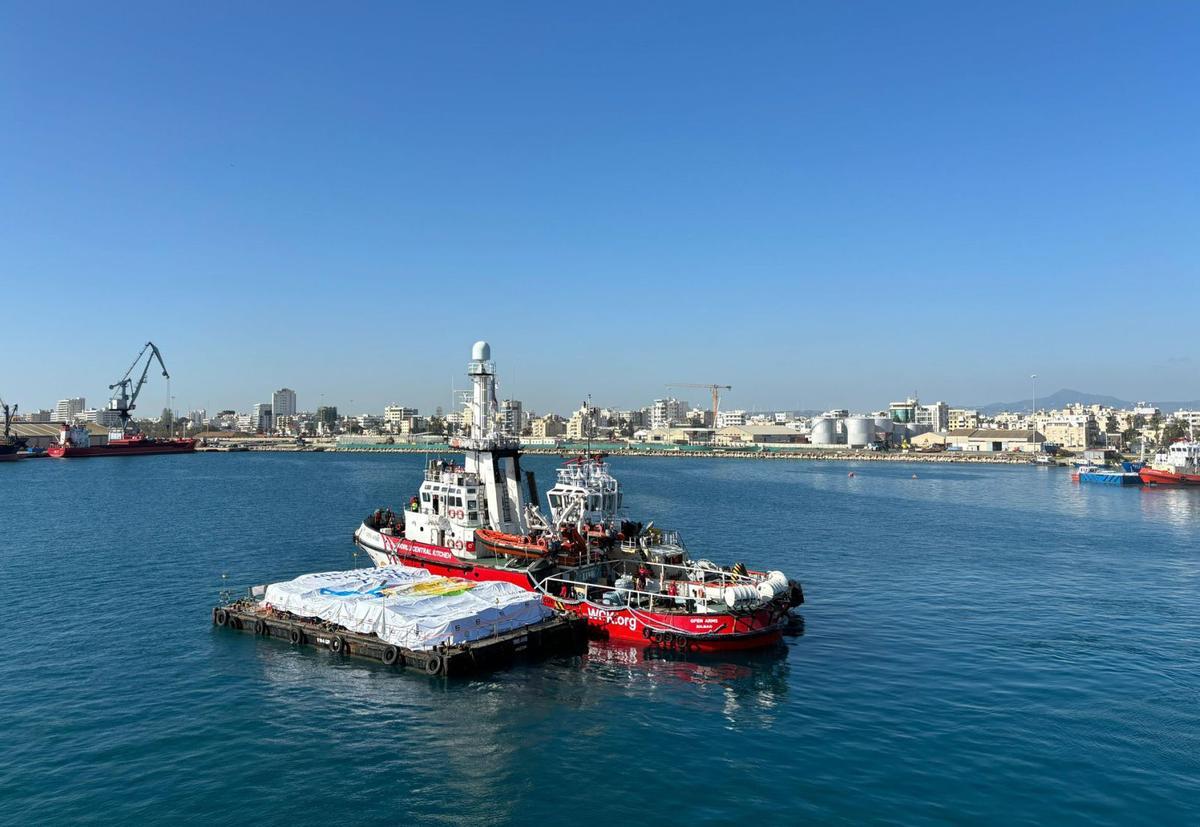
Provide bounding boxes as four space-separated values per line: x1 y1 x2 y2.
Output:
353 342 803 654
47 425 196 458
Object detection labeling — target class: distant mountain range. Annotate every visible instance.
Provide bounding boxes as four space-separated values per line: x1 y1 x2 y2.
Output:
976 388 1200 415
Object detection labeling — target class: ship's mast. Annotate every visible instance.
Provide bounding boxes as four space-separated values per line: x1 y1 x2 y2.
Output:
456 341 527 535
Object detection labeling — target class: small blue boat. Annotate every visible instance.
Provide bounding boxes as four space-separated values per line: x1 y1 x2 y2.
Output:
1078 465 1144 486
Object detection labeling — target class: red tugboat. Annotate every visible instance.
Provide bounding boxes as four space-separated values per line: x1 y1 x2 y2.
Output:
1139 438 1200 486
48 342 196 459
353 342 803 653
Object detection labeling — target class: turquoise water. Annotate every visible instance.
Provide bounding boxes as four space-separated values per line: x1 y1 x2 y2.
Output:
3 453 1199 825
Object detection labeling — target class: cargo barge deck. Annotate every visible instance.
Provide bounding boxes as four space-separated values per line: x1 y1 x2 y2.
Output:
212 601 588 676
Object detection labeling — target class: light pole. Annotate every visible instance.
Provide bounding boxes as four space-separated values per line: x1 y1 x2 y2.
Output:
1030 374 1037 418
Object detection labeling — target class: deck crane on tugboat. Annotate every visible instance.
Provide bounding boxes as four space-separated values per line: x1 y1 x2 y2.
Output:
666 382 732 427
108 341 170 434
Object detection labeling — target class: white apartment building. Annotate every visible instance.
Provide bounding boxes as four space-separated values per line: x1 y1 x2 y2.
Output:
272 388 297 418
650 398 687 430
567 405 597 440
251 402 273 433
498 399 523 435
55 397 86 422
1173 410 1200 431
716 409 746 428
915 402 949 432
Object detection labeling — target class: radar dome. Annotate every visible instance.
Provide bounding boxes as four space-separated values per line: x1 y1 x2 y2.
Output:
471 341 491 361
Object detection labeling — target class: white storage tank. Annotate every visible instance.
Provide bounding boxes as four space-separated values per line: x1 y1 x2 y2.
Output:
906 423 931 438
809 417 841 445
845 416 875 448
873 416 894 445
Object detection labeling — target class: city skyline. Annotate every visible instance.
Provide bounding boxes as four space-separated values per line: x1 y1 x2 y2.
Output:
19 372 1200 425
3 5 1197 415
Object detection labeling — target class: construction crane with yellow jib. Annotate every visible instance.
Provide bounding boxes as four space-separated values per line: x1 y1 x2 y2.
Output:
666 383 732 427
108 342 170 433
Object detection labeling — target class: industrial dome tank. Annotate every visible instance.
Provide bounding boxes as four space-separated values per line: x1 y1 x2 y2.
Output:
845 416 875 448
906 423 931 438
809 417 841 445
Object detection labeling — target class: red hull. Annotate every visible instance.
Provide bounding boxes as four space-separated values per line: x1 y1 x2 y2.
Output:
1139 467 1200 486
357 526 785 652
48 439 196 458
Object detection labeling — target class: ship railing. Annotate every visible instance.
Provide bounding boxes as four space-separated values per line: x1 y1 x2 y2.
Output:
539 572 722 612
621 529 686 553
540 558 765 609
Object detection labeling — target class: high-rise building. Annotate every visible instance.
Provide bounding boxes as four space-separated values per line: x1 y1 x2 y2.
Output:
27 409 53 423
567 404 597 440
316 406 339 430
915 402 949 432
271 388 297 419
498 399 523 435
55 398 86 422
252 402 273 433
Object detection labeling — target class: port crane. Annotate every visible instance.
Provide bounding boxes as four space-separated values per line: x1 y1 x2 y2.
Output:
666 382 732 426
109 342 170 433
1 396 17 439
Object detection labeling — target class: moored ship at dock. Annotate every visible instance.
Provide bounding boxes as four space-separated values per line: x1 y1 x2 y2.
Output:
1139 440 1200 486
47 425 196 458
353 342 803 653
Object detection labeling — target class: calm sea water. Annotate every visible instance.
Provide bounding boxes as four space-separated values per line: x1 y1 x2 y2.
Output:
2 453 1199 825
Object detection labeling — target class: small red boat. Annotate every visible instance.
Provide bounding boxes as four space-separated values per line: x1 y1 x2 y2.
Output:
47 425 196 458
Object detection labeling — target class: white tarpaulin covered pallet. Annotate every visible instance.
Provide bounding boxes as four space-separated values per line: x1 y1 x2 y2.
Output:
262 565 551 651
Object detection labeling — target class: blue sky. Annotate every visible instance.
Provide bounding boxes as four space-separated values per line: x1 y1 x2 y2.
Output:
2 2 1197 416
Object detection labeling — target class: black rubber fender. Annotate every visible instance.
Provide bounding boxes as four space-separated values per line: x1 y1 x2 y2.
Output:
214 608 229 627
330 636 347 655
289 627 303 645
424 654 444 675
254 618 267 636
382 645 401 666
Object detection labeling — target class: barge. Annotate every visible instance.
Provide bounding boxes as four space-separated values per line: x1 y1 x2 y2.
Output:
212 601 587 676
